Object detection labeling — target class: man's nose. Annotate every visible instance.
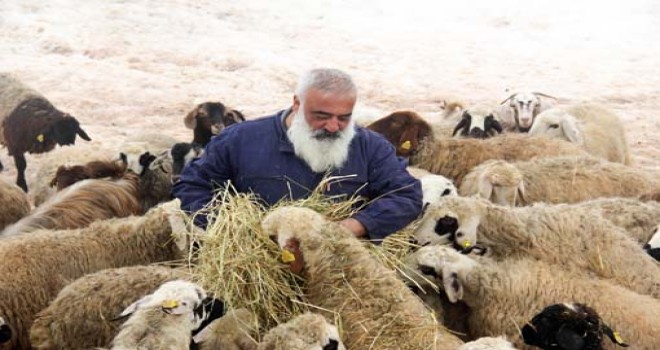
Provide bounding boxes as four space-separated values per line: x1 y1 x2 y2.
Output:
324 117 340 133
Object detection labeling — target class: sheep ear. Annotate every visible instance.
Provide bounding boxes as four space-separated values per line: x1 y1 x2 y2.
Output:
477 173 494 201
192 320 216 344
452 113 469 136
521 323 540 346
488 116 503 134
225 109 245 125
441 267 463 303
399 126 420 157
515 180 526 206
118 295 153 318
561 115 583 144
556 325 585 350
76 127 91 141
184 109 198 129
603 325 629 347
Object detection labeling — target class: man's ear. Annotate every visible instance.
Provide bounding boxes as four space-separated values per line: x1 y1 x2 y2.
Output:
441 267 463 303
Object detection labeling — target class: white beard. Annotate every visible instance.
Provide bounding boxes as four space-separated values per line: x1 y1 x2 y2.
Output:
286 110 356 173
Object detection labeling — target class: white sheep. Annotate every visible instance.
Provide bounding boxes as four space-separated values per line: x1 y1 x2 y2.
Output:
29 265 192 350
529 104 632 164
257 313 346 350
457 336 518 350
109 280 209 350
0 176 30 231
497 91 557 132
193 308 259 350
261 206 464 350
0 204 188 349
414 196 660 299
643 224 659 261
405 245 658 349
459 157 659 206
407 167 458 209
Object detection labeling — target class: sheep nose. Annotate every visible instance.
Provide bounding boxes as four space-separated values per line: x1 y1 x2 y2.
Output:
434 216 459 236
469 128 486 139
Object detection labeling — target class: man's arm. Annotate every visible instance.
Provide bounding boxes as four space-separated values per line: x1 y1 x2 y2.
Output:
351 135 423 241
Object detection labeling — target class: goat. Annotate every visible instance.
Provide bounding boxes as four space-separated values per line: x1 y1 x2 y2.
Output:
498 91 557 132
184 102 245 147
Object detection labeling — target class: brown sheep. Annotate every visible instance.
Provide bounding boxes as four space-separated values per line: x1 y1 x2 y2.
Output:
184 101 245 147
49 159 128 191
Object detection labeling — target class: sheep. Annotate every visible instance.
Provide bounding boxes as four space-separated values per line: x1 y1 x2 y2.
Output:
522 303 630 350
257 312 345 350
457 337 518 350
0 73 91 192
528 104 632 165
170 142 203 181
439 99 466 120
119 133 179 176
0 176 30 231
261 206 464 350
497 91 557 132
413 196 660 298
406 167 457 210
1 171 142 237
193 308 259 350
184 101 245 148
108 280 217 350
459 157 659 206
404 245 658 349
30 265 193 350
452 106 503 139
0 204 188 349
49 158 128 191
138 149 176 213
0 317 10 347
643 224 659 261
367 110 588 186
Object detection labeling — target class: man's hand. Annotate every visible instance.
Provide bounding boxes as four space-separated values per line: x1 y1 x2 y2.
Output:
339 218 367 238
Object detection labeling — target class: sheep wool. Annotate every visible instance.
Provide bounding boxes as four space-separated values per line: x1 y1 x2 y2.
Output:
0 176 30 231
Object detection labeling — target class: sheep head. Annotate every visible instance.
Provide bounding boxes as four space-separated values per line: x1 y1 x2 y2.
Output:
184 102 244 134
414 197 487 251
529 108 585 145
261 207 327 274
452 108 503 139
522 303 629 350
48 115 91 145
464 160 525 206
404 245 478 303
419 174 457 211
500 91 556 131
118 280 207 320
366 110 432 157
643 224 660 261
259 312 346 350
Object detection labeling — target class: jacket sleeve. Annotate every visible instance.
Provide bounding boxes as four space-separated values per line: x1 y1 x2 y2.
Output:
171 134 235 228
352 134 423 242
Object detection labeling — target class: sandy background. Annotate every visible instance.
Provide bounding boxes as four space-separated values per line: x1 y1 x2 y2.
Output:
1 0 658 193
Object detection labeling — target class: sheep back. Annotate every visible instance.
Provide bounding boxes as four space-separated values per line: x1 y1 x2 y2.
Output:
0 73 42 145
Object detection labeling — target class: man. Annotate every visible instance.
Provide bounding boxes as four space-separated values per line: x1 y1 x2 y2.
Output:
173 68 422 241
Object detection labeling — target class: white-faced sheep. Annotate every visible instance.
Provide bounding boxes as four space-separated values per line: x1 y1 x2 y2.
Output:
405 245 658 349
0 73 91 192
261 206 464 350
366 111 589 185
184 101 245 148
528 104 632 165
193 308 259 350
30 265 193 350
0 176 30 231
414 196 660 299
0 204 188 349
643 224 659 261
459 157 659 206
522 303 630 350
497 91 557 132
407 167 458 209
257 313 345 350
1 169 142 237
108 280 218 350
452 106 503 139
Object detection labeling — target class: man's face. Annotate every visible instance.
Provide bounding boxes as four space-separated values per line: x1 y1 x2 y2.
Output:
292 88 356 138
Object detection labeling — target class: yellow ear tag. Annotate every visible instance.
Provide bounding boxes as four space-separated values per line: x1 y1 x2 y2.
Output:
281 249 296 263
400 140 412 150
161 299 179 309
613 331 625 344
36 134 45 142
463 240 472 248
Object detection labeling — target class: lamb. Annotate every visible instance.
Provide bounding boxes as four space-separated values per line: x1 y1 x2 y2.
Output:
108 280 218 350
184 101 245 147
170 142 203 181
367 110 588 185
0 73 91 192
261 206 464 350
193 308 259 350
458 157 659 206
257 313 345 350
1 171 142 237
0 176 30 231
528 104 632 165
522 303 629 350
406 167 457 209
0 204 188 349
137 150 176 212
643 224 659 261
497 91 557 132
30 265 193 350
452 106 503 139
405 245 658 349
413 196 660 298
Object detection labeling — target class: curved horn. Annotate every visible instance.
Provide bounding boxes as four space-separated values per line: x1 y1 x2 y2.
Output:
499 93 517 105
532 92 558 100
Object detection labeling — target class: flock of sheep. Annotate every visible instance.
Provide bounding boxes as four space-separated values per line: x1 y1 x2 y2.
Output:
0 72 659 350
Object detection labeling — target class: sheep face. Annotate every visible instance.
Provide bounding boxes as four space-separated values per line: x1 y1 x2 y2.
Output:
261 313 346 350
414 198 484 251
522 303 629 350
474 161 525 206
366 111 432 157
118 280 207 321
500 92 556 131
170 142 203 181
404 245 477 303
48 116 91 145
528 108 584 144
420 174 457 210
452 110 503 139
184 102 244 134
643 225 660 261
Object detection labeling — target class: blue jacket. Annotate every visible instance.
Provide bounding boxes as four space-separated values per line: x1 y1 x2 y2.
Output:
172 109 423 241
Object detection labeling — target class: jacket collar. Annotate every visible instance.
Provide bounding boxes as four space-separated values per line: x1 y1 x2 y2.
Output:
276 108 295 153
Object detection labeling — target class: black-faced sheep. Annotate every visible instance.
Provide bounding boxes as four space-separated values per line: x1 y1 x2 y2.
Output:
261 206 464 350
0 176 30 231
405 245 658 349
170 142 203 181
414 196 660 299
529 104 631 165
522 303 629 350
452 107 503 139
498 91 557 132
643 224 659 261
184 101 245 148
0 73 91 192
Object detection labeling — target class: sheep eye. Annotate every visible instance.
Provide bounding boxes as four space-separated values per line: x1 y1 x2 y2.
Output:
549 124 559 129
323 339 339 350
441 189 451 196
419 265 437 277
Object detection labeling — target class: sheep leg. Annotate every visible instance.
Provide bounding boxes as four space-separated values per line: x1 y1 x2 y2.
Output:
13 154 28 192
